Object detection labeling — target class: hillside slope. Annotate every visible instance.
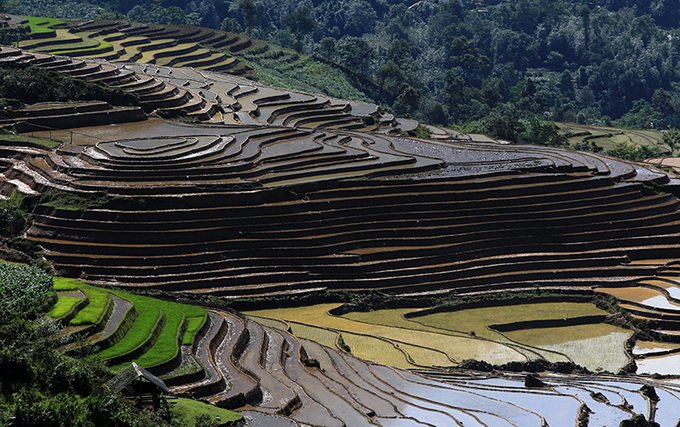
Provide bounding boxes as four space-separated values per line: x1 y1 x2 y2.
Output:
8 15 369 102
3 10 680 426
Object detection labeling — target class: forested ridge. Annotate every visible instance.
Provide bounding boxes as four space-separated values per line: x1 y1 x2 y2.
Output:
4 0 680 140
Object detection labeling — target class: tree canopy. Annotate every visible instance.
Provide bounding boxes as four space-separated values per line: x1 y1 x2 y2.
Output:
8 0 680 133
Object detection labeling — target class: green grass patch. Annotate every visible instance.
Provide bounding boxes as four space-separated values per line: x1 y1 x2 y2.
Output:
52 276 83 291
68 284 111 326
289 322 339 349
38 189 109 211
506 324 632 372
412 125 433 139
94 290 205 370
182 311 207 346
19 28 84 50
170 397 242 426
558 122 666 154
106 295 205 371
104 290 205 356
246 304 520 367
109 310 180 372
48 278 206 371
22 16 63 35
411 302 606 339
47 295 82 319
0 133 60 149
239 46 368 101
51 40 112 55
163 348 202 380
94 293 162 363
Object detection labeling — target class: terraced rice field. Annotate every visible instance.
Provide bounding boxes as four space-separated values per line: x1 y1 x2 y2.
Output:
14 16 254 76
249 301 632 371
645 156 680 177
636 352 680 375
239 40 368 101
43 279 680 425
0 80 679 302
54 277 112 325
50 277 207 373
401 302 605 338
249 304 534 367
631 340 680 376
23 16 62 36
5 19 680 424
505 324 632 372
633 340 680 356
0 132 61 149
402 302 622 367
0 100 147 133
47 293 83 318
558 122 667 153
0 45 405 133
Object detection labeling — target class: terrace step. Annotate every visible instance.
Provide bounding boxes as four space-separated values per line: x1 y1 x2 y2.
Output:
43 274 680 425
88 295 136 350
261 328 343 426
236 320 298 413
173 311 228 397
207 311 261 408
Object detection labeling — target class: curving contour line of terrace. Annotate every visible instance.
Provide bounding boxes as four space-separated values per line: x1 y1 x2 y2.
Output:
4 32 680 425
48 279 680 426
2 46 680 303
14 16 254 75
2 45 680 332
0 44 419 134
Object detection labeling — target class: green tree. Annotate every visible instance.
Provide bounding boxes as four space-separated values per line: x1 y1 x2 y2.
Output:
444 69 466 105
519 117 567 147
284 8 316 51
393 84 420 116
0 264 171 427
127 5 192 25
652 89 674 117
481 105 526 142
579 6 590 54
220 17 242 33
559 71 575 99
195 414 219 427
449 36 490 77
481 77 507 106
335 36 372 74
607 142 661 161
444 69 472 122
318 37 336 60
663 129 680 155
376 60 405 96
0 28 22 46
239 0 257 38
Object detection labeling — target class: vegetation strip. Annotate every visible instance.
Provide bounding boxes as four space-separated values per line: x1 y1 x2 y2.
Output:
49 277 207 374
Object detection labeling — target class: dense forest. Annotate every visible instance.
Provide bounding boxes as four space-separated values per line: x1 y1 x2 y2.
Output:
5 0 680 140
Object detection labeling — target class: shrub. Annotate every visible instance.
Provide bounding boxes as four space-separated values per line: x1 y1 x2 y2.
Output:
13 390 89 427
38 189 110 212
195 414 219 427
337 333 351 353
0 263 54 320
0 201 29 238
606 142 661 161
0 65 138 108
